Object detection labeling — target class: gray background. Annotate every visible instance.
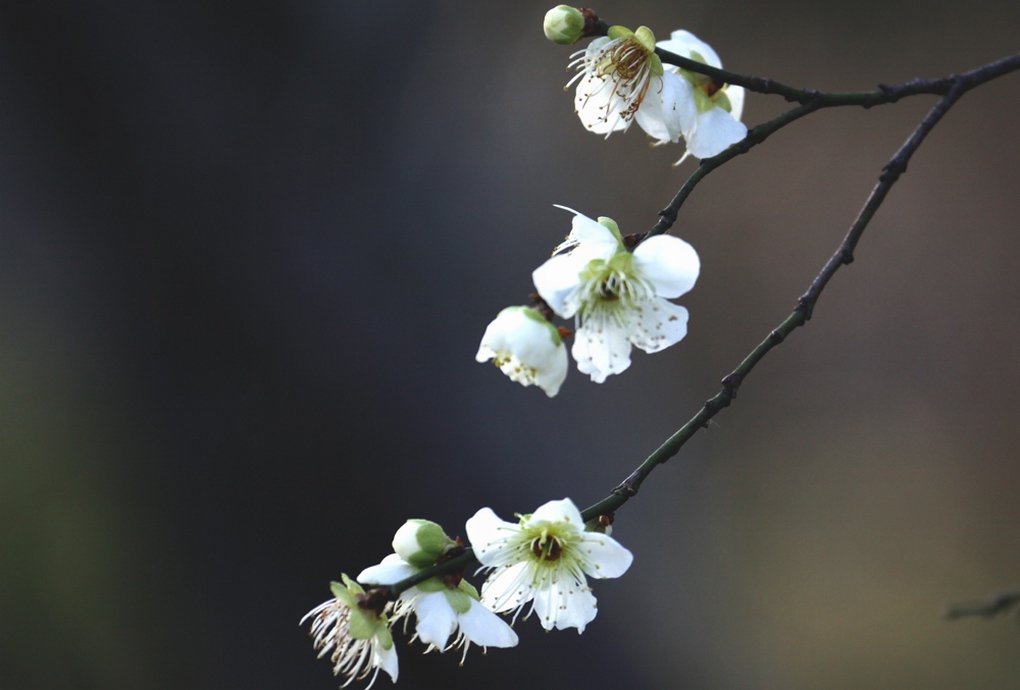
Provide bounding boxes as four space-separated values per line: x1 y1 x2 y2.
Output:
1 1 1018 688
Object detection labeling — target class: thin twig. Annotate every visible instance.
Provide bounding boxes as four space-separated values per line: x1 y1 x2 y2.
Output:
580 62 1017 523
644 53 1020 241
945 587 1020 620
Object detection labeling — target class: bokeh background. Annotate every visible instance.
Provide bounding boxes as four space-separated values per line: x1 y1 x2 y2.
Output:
2 1 1019 688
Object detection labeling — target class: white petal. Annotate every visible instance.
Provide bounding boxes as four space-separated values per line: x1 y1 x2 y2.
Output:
532 578 598 633
627 299 689 354
532 252 588 318
564 210 623 250
725 84 745 123
465 507 517 566
529 497 584 527
480 561 534 614
578 533 634 579
575 74 632 135
457 599 518 648
358 553 417 585
534 344 568 397
658 29 722 68
632 235 700 299
374 640 399 682
686 107 748 159
572 321 633 383
412 592 457 649
633 73 685 144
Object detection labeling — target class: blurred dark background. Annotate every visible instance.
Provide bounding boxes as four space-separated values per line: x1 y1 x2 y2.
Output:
1 1 1018 689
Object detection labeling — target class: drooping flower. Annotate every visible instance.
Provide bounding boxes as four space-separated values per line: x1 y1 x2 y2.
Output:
476 306 568 397
656 29 747 161
465 497 633 633
568 25 696 145
532 208 700 383
302 575 398 688
358 520 518 660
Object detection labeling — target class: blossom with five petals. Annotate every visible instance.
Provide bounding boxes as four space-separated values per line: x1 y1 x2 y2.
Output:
465 497 633 633
569 25 695 145
532 208 700 382
656 29 747 161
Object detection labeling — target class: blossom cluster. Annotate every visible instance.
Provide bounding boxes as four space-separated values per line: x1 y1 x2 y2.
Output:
477 206 700 393
476 19 738 395
303 499 632 687
305 10 745 688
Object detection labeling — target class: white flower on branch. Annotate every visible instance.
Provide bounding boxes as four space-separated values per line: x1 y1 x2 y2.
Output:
465 497 633 633
532 208 700 382
569 25 696 144
476 306 568 396
302 575 398 688
656 29 747 161
359 553 519 660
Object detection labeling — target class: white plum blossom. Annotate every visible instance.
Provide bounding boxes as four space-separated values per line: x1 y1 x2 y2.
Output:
569 25 696 145
532 208 700 383
302 575 399 688
466 497 633 633
358 553 518 660
656 29 747 161
476 306 568 396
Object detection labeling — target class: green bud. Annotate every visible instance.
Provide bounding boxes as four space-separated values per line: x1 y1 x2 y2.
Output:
392 519 456 568
543 5 585 45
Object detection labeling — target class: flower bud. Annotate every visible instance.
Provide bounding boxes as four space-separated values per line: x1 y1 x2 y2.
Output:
392 519 455 568
543 5 585 45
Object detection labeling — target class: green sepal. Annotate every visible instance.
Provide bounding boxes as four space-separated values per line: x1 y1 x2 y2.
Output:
456 579 482 601
678 67 699 87
633 26 657 53
330 576 360 606
442 587 474 615
596 216 624 246
347 605 377 640
607 250 635 274
692 88 715 114
649 53 664 78
714 89 732 113
375 620 394 650
606 25 633 41
414 576 449 593
689 50 708 65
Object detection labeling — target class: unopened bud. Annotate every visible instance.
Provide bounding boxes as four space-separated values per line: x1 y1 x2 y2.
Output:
543 5 585 45
392 519 455 567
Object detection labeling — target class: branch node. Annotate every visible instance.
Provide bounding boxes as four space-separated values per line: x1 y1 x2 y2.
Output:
880 159 907 183
721 372 743 399
796 295 815 320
